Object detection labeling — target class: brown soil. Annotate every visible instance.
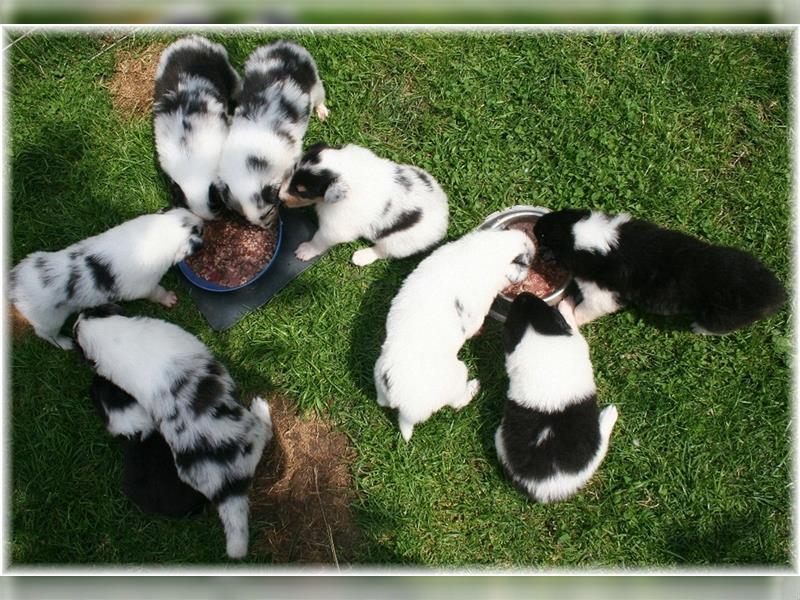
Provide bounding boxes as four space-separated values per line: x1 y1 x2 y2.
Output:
251 394 360 564
106 42 166 119
10 304 31 341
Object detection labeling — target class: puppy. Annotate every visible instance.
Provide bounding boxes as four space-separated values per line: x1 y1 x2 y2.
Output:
534 209 785 333
74 306 273 559
9 208 203 350
374 229 535 441
279 143 449 266
495 293 618 503
219 41 328 228
154 35 241 220
90 375 207 517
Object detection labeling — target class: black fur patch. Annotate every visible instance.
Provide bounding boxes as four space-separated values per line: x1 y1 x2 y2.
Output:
208 183 224 215
211 475 252 505
69 250 83 260
272 125 296 145
174 438 242 470
381 200 393 216
499 396 601 482
278 95 301 123
412 168 433 190
381 370 391 391
288 167 337 200
191 376 224 415
302 142 332 164
265 44 317 93
85 255 116 295
65 265 81 300
374 208 423 239
34 256 55 287
504 293 571 353
212 403 244 421
170 374 190 397
394 167 413 191
246 155 270 171
81 303 124 320
90 375 137 429
168 179 188 209
454 298 465 317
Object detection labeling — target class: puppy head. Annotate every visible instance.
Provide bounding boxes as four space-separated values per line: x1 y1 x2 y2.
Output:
166 170 225 223
72 304 125 365
503 230 537 285
533 209 591 265
279 143 347 208
155 208 205 263
504 293 572 353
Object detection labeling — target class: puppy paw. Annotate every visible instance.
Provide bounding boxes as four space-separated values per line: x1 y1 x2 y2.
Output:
315 104 330 121
53 336 74 351
691 322 724 335
160 290 178 309
352 247 380 267
295 242 320 261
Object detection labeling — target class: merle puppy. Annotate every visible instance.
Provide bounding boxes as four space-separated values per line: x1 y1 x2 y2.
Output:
74 306 273 558
495 293 618 503
9 208 203 349
154 35 241 220
219 41 328 228
533 209 785 333
90 374 207 517
279 143 449 265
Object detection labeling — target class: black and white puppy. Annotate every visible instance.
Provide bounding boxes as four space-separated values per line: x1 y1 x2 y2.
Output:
219 41 328 228
495 293 618 503
9 208 203 349
534 209 786 333
279 143 449 265
154 35 241 220
74 307 273 558
90 374 207 518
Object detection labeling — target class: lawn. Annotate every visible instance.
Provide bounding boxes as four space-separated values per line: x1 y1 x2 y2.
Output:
6 29 792 567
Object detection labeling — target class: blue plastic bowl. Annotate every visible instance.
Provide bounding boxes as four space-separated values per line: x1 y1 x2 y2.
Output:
177 215 284 293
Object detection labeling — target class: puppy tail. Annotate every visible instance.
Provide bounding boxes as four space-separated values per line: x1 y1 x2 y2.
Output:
216 494 250 559
10 304 31 342
249 395 273 443
599 405 618 441
398 414 415 442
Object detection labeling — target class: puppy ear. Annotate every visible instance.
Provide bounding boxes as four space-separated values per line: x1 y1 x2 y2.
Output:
324 178 347 204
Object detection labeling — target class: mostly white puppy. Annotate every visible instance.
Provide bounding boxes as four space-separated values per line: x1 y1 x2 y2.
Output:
495 293 618 503
374 229 535 441
73 305 273 559
9 208 204 350
219 41 328 228
279 143 449 265
534 208 785 333
90 374 208 518
154 35 241 220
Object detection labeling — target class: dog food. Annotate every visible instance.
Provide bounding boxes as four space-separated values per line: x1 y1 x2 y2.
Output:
501 220 569 299
185 214 278 288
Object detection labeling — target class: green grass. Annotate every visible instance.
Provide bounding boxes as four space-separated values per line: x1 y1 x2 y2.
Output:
8 31 792 567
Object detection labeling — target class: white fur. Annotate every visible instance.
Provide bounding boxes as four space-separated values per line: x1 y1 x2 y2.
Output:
219 42 327 228
374 229 534 441
573 212 631 254
495 405 618 503
9 209 203 349
74 314 273 558
154 37 238 220
573 278 623 326
504 326 596 414
280 144 449 265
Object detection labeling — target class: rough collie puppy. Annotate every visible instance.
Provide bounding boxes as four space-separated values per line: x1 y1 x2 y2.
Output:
90 375 207 517
374 229 535 441
279 143 449 265
74 306 273 558
534 209 785 333
9 208 204 350
495 293 618 503
219 41 328 228
154 35 241 220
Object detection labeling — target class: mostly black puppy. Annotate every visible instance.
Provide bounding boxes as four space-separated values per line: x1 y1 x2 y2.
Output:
495 293 618 502
90 375 207 518
533 209 785 333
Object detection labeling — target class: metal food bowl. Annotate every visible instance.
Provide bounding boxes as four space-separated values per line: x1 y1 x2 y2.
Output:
478 205 572 322
177 215 284 293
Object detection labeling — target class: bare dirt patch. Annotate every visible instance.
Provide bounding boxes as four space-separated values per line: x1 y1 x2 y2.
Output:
106 42 166 119
251 394 360 564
